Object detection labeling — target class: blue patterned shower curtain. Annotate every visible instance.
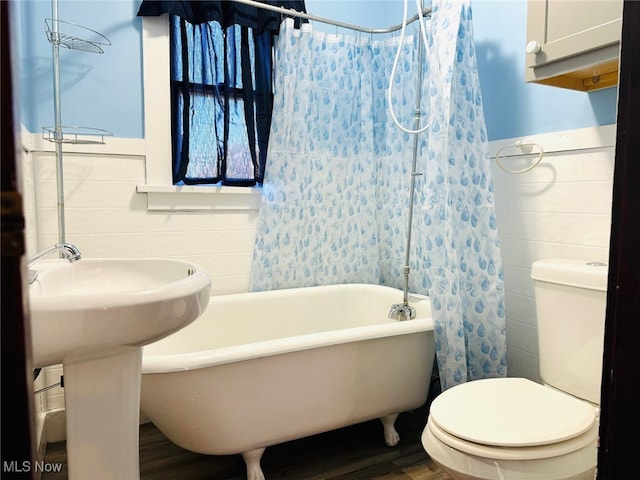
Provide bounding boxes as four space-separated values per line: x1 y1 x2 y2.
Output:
251 0 506 391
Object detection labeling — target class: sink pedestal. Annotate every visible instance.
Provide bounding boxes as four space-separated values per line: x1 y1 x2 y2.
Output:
63 346 142 480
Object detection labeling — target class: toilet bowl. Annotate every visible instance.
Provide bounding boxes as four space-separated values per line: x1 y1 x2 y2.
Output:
422 377 598 480
421 259 607 480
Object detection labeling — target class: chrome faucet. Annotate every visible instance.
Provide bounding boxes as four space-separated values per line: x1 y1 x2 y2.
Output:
28 242 82 268
27 243 82 283
388 302 416 321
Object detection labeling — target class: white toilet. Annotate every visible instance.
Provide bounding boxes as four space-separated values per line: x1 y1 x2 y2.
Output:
422 258 608 480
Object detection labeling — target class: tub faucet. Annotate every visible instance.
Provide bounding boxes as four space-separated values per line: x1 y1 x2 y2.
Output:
27 243 82 283
388 302 416 321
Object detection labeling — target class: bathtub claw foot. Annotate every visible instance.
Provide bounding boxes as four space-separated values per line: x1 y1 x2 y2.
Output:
242 448 266 480
380 413 400 446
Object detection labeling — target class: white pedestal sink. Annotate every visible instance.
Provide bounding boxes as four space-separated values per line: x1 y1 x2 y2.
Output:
29 258 211 480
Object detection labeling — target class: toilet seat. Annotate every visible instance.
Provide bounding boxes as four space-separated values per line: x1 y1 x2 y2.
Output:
427 377 598 460
427 417 598 461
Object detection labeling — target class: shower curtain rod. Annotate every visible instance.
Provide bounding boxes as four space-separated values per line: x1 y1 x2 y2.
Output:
234 0 432 34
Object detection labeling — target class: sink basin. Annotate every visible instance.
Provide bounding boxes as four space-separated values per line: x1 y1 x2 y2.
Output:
29 257 211 368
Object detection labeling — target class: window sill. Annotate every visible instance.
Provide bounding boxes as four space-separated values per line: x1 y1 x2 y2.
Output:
136 184 262 211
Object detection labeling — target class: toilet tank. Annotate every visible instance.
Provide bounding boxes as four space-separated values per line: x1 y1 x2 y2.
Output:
531 258 608 405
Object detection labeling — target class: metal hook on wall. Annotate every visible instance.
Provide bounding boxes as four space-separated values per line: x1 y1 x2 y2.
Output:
494 141 545 174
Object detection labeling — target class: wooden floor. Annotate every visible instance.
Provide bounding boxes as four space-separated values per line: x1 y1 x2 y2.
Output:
42 403 453 480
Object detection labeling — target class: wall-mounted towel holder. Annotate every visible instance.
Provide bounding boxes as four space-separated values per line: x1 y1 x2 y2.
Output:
494 141 544 174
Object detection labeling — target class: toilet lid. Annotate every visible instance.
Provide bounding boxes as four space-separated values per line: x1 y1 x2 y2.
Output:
429 378 597 447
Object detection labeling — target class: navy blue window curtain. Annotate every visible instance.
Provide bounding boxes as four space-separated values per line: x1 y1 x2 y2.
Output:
137 1 307 185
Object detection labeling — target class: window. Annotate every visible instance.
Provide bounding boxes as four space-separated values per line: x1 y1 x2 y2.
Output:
137 2 307 209
171 16 273 186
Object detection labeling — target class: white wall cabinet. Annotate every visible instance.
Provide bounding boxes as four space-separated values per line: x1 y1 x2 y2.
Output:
525 0 623 91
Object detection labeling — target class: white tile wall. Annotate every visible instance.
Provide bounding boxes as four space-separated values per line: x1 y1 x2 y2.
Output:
490 126 615 381
23 124 615 420
28 148 259 296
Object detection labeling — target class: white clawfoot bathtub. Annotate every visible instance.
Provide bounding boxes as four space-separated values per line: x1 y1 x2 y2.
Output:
141 283 435 480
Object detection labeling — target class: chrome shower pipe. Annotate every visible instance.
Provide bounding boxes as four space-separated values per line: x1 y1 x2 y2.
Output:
390 2 427 321
51 0 66 243
400 53 425 316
